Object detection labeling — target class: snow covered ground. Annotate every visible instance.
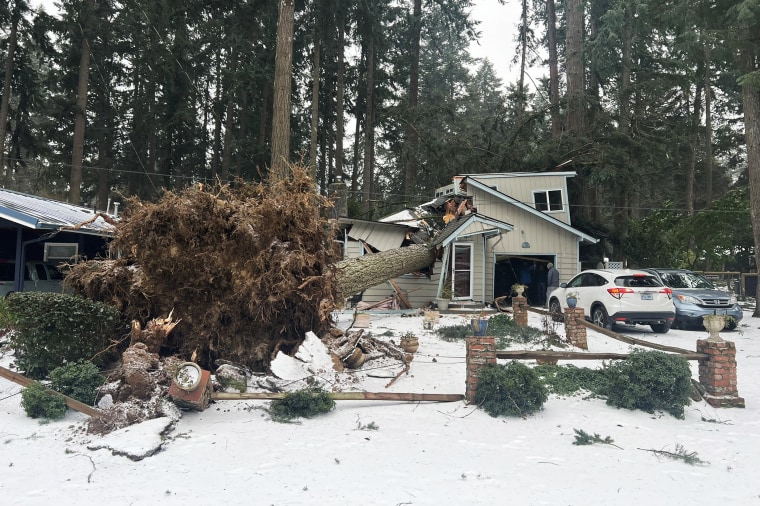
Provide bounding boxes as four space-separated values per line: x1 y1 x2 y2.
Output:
2 308 759 505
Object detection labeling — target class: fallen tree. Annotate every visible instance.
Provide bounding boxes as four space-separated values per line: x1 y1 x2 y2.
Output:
66 165 439 372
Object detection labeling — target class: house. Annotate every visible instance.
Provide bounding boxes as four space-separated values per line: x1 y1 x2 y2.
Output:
339 172 598 308
0 188 116 292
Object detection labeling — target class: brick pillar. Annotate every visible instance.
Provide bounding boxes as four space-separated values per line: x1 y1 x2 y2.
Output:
563 307 588 350
512 296 528 327
697 339 745 408
465 336 497 403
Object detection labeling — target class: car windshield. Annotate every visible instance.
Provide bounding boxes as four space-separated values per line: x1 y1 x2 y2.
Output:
659 271 714 289
614 275 662 288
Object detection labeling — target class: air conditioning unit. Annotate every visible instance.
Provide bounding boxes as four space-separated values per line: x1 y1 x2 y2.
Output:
44 242 79 262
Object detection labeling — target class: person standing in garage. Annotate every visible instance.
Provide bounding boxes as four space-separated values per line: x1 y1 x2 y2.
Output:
545 262 559 308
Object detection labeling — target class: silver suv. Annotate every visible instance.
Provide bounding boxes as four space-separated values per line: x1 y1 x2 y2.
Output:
641 268 743 330
0 260 65 297
548 269 676 333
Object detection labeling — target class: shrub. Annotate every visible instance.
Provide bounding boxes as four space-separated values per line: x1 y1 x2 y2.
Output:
602 350 692 419
474 362 548 417
269 387 336 422
21 382 68 420
5 292 126 379
49 361 105 405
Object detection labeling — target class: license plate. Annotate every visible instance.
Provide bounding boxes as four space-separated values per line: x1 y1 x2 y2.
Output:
641 293 653 300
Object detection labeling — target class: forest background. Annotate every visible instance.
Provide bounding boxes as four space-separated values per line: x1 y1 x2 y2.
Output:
1 0 760 286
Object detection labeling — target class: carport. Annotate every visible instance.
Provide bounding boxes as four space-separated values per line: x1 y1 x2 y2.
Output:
0 189 116 292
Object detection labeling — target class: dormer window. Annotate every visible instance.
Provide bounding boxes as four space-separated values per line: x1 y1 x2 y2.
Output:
533 189 563 212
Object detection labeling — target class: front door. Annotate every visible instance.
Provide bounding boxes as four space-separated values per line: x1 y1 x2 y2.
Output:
453 243 472 299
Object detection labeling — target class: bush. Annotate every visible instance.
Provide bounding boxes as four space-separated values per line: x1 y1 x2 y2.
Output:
49 361 105 405
474 362 548 417
5 292 126 379
602 350 692 419
21 382 68 420
269 387 335 422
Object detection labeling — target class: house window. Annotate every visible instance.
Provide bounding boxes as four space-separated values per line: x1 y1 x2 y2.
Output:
452 243 473 299
533 190 563 212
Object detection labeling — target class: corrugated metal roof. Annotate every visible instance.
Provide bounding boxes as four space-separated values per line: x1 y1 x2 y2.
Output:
0 188 116 236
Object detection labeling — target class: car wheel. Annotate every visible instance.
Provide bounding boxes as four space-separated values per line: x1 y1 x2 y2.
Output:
650 322 671 333
549 298 562 322
591 306 612 330
725 319 738 331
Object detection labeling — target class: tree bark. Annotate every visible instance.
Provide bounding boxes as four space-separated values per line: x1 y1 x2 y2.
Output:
309 26 321 180
270 0 295 178
546 0 560 138
70 4 95 205
334 243 437 297
565 0 585 134
362 38 375 216
0 1 20 183
742 64 760 316
335 10 346 181
402 0 422 202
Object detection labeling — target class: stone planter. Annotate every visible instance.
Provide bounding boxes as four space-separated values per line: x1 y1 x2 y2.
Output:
400 336 420 353
702 314 726 342
436 298 450 310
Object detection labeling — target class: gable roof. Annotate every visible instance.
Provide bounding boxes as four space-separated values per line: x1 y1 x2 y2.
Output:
0 188 115 236
338 217 410 252
462 175 598 244
431 213 513 247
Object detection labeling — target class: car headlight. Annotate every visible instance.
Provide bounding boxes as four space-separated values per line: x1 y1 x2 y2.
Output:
676 294 701 305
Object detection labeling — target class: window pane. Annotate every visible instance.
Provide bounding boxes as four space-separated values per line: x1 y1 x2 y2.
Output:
534 191 548 211
548 190 563 211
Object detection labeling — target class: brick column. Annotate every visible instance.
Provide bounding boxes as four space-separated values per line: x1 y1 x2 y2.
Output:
697 339 745 408
512 296 528 327
563 308 588 350
465 336 497 403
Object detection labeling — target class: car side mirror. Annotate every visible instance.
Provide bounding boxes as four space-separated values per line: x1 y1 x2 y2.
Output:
560 282 567 288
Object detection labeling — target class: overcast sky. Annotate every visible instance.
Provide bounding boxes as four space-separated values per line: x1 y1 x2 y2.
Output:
469 0 522 86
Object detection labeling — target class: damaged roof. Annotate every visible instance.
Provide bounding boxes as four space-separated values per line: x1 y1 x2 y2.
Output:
0 188 116 236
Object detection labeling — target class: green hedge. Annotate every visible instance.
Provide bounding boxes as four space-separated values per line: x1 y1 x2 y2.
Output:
3 292 126 379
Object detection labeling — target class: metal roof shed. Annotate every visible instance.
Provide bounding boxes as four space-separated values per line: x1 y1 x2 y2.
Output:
0 189 116 293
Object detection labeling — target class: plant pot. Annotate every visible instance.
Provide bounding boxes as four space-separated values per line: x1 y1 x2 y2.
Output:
702 314 726 342
436 298 450 310
400 336 419 353
344 347 366 369
470 318 489 336
566 297 577 309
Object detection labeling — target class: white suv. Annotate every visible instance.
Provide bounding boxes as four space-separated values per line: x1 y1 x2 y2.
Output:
548 269 676 333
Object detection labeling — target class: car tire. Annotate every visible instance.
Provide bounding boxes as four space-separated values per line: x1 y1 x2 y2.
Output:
650 322 671 333
549 298 562 322
591 306 612 330
725 319 738 331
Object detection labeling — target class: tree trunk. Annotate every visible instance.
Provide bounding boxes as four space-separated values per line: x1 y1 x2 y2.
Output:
565 0 585 134
335 10 346 181
546 0 560 138
309 27 321 180
70 2 95 206
270 0 295 178
0 1 20 183
403 0 421 202
334 243 437 297
742 64 760 316
362 38 375 216
704 43 714 205
517 0 528 120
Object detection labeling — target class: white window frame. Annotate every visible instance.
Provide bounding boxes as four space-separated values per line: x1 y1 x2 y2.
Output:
533 189 564 212
452 242 473 299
